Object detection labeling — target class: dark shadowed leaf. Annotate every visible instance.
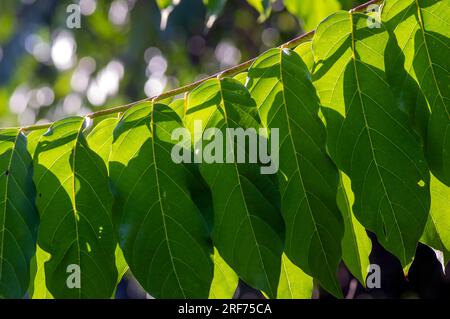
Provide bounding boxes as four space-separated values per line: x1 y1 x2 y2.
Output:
0 129 38 298
382 0 450 186
185 78 284 298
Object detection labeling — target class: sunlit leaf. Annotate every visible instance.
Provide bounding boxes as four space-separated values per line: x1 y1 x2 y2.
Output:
382 0 450 186
337 172 371 286
86 118 129 295
312 11 430 267
185 78 284 298
33 117 117 298
420 174 450 267
109 102 214 298
208 248 239 298
29 245 53 299
285 0 341 31
246 47 343 297
277 254 313 299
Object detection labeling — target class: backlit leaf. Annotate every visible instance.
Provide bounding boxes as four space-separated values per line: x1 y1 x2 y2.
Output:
109 102 214 298
185 77 284 298
33 117 117 298
312 11 430 267
247 47 343 297
0 129 38 298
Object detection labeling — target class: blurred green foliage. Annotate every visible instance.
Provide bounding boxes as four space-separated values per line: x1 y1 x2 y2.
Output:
0 0 366 128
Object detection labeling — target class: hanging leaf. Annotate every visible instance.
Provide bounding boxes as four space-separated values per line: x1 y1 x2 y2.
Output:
29 245 53 299
312 11 430 267
382 0 450 186
209 248 239 298
0 129 38 298
109 102 213 298
246 47 343 297
86 117 129 294
86 117 118 164
294 41 314 70
169 98 186 121
185 77 285 298
337 172 372 286
33 117 118 298
277 254 313 299
27 128 52 299
420 174 450 267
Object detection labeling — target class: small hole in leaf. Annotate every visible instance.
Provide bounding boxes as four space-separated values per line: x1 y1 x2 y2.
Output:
39 193 42 197
417 180 425 187
5 170 8 176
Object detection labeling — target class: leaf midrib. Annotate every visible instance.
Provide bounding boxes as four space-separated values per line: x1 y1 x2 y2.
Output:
149 106 186 298
278 49 340 294
0 132 21 289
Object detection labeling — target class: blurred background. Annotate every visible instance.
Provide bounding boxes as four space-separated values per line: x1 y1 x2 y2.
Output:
0 0 364 128
0 0 448 299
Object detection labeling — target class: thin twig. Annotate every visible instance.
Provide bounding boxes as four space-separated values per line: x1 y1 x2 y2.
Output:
14 0 380 133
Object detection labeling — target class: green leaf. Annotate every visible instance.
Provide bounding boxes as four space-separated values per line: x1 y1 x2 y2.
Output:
284 0 341 31
87 117 119 164
86 118 129 296
246 47 343 297
27 128 52 299
312 11 430 267
234 72 302 299
382 0 450 186
246 0 271 22
420 174 450 266
233 72 249 84
33 117 117 298
185 77 284 298
169 98 186 122
0 129 38 298
109 102 213 298
293 41 314 71
29 245 53 299
27 128 48 156
337 172 371 286
209 248 239 298
277 254 313 299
